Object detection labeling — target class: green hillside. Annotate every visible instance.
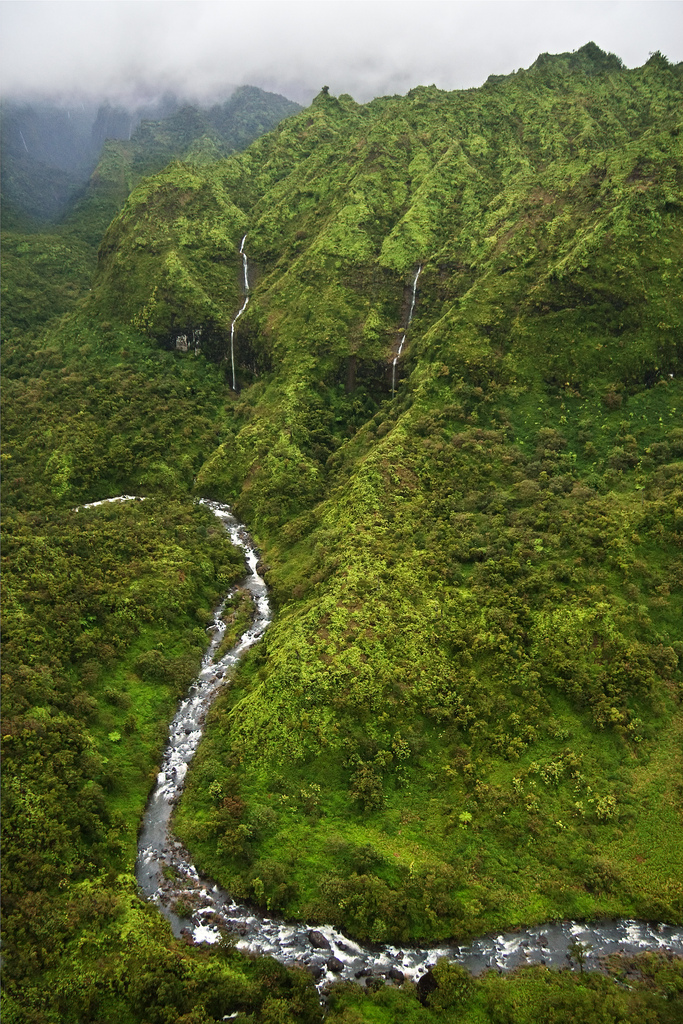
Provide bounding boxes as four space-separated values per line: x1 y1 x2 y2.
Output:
1 86 301 334
64 86 302 246
88 42 683 941
2 43 682 1023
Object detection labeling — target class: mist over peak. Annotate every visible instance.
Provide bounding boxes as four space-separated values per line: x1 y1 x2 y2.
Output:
2 1 682 110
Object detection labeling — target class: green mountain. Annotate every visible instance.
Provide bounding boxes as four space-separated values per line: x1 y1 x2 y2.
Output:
64 86 302 246
1 87 301 229
1 86 301 335
2 43 683 1024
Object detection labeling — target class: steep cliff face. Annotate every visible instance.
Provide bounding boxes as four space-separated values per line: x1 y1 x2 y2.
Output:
94 45 682 520
96 46 681 389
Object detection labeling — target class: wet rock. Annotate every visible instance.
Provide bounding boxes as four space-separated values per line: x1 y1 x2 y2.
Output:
355 967 373 978
227 920 247 936
386 967 405 984
307 965 324 981
327 956 344 973
365 977 385 992
180 928 195 945
201 912 222 927
308 930 331 950
416 969 438 1005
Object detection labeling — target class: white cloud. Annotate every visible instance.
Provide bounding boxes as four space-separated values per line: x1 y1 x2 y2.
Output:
1 1 681 105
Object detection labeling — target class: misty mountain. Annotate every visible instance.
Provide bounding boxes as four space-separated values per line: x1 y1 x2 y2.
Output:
2 42 683 1024
0 86 300 227
1 85 301 333
65 86 301 244
0 93 180 224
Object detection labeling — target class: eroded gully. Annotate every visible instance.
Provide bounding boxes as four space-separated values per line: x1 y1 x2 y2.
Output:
78 497 683 989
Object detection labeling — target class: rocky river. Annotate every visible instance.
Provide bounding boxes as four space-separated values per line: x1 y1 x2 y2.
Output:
124 498 683 989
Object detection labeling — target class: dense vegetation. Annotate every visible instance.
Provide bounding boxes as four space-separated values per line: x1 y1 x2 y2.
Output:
2 43 682 1022
1 86 301 228
1 85 300 336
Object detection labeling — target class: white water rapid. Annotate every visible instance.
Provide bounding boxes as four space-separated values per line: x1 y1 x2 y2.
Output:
230 235 250 391
392 265 422 395
75 496 682 988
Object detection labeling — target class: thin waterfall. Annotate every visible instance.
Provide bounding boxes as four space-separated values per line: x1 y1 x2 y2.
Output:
391 265 422 395
230 235 250 391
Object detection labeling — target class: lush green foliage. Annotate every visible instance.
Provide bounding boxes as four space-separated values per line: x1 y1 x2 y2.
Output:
166 46 683 943
1 320 233 508
2 43 682 1022
1 85 300 337
325 954 683 1023
1 228 96 335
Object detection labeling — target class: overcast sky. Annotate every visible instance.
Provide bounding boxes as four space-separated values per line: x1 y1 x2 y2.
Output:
1 1 682 107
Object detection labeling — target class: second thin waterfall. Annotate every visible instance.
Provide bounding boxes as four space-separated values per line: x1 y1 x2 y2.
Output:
230 234 250 391
392 265 422 395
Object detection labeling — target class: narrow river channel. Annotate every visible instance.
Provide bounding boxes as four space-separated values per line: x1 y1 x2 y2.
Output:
121 498 683 988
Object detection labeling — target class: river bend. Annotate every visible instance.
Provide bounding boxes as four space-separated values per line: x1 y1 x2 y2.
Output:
83 496 682 987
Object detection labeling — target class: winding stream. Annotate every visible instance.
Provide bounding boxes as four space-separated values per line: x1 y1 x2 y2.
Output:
125 498 683 986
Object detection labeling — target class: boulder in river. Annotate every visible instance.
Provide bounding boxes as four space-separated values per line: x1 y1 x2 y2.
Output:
308 929 331 950
227 920 248 936
327 956 344 973
386 966 405 983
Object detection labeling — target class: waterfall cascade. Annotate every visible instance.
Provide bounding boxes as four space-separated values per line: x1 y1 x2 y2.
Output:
230 234 250 391
392 265 422 395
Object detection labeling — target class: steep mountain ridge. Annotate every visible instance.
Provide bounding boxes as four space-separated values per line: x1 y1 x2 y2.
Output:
1 87 301 335
83 44 683 943
92 45 681 515
3 43 683 1022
